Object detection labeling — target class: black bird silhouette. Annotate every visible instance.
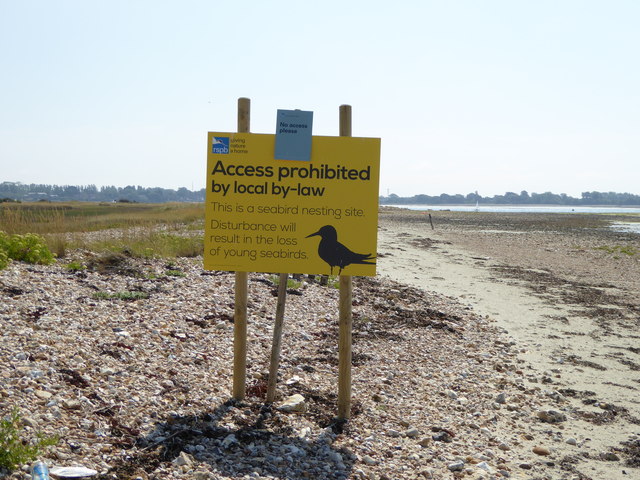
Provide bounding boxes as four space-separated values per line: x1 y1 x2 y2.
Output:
306 225 376 274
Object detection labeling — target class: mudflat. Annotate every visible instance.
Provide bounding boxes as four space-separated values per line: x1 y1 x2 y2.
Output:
378 207 640 480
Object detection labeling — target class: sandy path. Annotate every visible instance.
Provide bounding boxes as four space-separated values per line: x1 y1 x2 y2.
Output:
377 210 640 480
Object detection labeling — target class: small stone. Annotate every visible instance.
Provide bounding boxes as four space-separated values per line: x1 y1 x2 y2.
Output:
476 461 492 473
21 416 38 428
405 427 420 438
566 437 577 446
172 451 194 466
285 375 301 385
418 437 431 447
62 399 82 410
221 434 237 449
420 468 435 479
448 460 465 471
432 431 453 443
160 379 175 389
519 463 532 470
34 390 52 400
532 446 551 456
537 409 566 423
601 452 620 461
446 389 458 400
495 392 507 404
362 455 377 465
277 394 306 412
327 451 342 462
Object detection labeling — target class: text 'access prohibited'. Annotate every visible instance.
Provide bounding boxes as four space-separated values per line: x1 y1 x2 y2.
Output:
204 132 381 276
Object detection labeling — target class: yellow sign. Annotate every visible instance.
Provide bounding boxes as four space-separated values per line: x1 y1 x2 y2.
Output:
205 132 381 275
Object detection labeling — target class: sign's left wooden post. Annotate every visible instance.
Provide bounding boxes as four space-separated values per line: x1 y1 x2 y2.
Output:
233 97 250 400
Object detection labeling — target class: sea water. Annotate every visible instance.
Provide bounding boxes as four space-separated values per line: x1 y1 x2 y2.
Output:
382 204 640 214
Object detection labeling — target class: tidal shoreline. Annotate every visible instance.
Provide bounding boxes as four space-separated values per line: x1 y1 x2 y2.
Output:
378 207 640 480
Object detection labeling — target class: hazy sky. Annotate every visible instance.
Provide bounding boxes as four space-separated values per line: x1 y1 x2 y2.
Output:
1 1 638 197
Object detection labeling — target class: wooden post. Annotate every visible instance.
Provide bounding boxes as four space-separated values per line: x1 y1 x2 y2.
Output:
266 272 289 402
337 104 353 420
233 97 250 401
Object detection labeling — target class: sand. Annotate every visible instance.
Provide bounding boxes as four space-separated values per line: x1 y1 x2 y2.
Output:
377 207 640 479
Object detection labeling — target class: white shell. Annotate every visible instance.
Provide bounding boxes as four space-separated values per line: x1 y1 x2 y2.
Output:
50 466 98 478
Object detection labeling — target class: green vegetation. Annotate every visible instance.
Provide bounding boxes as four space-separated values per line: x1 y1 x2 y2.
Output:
0 250 8 270
270 274 302 290
0 202 204 235
87 232 203 260
0 408 58 471
93 291 150 301
0 202 205 262
165 269 186 277
0 232 55 269
64 261 86 272
595 245 638 257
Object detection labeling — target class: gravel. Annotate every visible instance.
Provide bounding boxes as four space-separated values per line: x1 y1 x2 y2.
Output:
0 251 555 480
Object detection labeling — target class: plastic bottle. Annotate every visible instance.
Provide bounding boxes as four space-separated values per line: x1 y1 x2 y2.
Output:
30 461 50 480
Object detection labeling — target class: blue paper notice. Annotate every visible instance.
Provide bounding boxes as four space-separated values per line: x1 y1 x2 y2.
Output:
275 109 313 161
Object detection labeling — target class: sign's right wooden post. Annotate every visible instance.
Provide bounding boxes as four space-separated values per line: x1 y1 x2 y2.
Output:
337 104 353 420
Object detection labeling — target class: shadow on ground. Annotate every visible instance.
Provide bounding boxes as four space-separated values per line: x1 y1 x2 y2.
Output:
96 396 355 480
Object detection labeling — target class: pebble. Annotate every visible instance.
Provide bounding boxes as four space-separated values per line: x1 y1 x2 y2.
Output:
536 409 566 423
432 431 453 443
62 399 82 410
532 446 551 456
361 455 378 465
405 427 420 438
285 375 302 385
172 451 194 466
447 460 465 471
221 434 237 449
277 394 306 412
601 452 620 461
21 416 38 428
418 437 431 447
34 389 52 400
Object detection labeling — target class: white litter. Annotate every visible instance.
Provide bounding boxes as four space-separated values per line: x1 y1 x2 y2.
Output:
49 466 98 478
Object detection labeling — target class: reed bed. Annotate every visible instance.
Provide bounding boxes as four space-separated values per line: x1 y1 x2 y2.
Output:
0 202 205 259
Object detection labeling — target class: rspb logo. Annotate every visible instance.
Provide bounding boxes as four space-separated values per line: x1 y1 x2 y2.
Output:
212 137 230 154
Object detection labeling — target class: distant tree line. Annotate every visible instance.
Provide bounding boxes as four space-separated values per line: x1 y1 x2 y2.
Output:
2 182 639 206
380 190 640 206
0 182 205 203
